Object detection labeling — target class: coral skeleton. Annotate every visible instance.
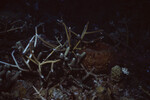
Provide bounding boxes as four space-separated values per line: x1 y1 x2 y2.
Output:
0 20 104 99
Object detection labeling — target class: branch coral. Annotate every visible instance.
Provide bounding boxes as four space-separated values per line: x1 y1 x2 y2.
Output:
0 20 103 87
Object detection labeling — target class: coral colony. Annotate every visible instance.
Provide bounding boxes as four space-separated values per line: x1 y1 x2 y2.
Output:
0 20 106 99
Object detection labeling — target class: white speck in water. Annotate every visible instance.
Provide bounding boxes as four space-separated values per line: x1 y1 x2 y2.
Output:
100 36 104 39
77 34 80 38
41 75 44 79
122 67 129 75
53 48 56 51
74 92 79 95
147 66 150 73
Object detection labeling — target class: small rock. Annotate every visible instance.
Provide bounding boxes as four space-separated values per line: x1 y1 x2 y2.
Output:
111 65 123 82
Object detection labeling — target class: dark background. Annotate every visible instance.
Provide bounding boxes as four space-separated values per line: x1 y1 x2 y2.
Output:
0 0 149 25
